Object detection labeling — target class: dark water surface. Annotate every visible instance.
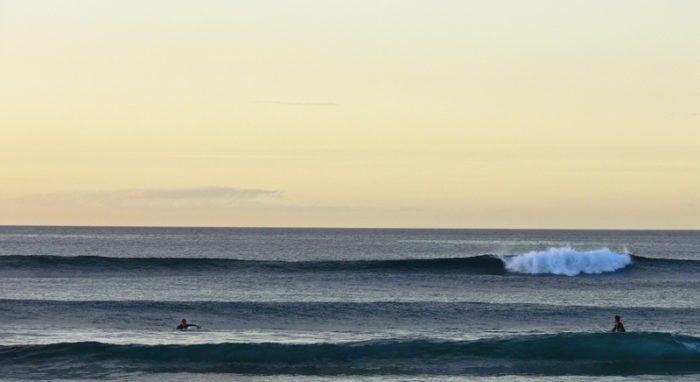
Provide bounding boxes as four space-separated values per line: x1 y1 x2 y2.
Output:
0 227 698 380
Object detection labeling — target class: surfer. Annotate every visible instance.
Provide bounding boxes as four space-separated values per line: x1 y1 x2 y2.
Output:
611 315 625 332
176 319 201 330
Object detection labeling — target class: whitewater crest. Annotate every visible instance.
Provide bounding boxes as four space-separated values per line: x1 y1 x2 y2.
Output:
500 247 632 276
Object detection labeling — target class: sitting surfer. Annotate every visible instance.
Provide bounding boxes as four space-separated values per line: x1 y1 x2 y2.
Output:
176 319 201 330
611 315 625 332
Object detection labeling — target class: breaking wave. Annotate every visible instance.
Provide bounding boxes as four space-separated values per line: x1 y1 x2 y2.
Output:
500 247 632 276
2 247 697 277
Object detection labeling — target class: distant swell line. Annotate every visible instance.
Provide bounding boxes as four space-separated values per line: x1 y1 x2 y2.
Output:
1 333 698 377
1 250 698 276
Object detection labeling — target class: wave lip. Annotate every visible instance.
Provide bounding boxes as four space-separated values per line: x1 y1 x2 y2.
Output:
501 247 632 276
1 333 698 377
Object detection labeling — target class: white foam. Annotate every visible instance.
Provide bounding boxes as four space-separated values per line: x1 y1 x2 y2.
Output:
500 247 632 276
679 340 700 353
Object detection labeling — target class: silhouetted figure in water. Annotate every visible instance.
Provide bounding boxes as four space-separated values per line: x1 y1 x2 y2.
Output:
176 319 201 330
611 315 625 332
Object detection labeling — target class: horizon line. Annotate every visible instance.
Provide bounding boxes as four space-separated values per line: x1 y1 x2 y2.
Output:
0 224 697 232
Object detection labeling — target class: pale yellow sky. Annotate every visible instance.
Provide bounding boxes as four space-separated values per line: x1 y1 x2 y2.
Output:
1 0 699 228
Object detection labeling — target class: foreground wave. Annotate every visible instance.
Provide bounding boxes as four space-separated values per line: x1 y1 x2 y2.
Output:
1 333 698 378
2 248 698 276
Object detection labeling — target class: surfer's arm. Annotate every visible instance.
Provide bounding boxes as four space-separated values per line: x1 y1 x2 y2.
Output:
187 324 201 328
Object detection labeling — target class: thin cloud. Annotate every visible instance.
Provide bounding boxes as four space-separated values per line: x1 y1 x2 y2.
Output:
254 101 337 106
111 187 279 199
18 187 281 209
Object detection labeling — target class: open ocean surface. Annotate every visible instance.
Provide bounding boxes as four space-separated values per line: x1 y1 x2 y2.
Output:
0 226 698 381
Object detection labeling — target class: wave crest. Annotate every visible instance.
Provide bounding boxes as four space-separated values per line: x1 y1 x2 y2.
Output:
5 248 694 277
1 333 698 377
501 247 632 276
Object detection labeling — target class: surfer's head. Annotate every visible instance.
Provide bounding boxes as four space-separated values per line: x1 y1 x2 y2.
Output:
614 315 621 323
181 319 187 324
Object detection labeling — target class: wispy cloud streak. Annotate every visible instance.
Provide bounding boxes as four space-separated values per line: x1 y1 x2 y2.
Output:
17 187 281 209
254 101 337 106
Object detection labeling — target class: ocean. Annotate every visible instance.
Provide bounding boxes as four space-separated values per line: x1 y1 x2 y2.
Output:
0 226 698 381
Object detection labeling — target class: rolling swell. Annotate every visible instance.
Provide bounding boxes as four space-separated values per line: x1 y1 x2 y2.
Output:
1 250 698 276
0 255 506 275
1 333 698 377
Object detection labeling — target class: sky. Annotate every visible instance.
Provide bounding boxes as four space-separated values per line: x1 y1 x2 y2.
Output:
1 0 698 229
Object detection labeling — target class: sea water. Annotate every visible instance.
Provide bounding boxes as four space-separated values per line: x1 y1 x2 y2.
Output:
0 227 698 381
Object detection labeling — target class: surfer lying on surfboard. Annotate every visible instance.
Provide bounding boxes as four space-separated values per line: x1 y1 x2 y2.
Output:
176 319 201 330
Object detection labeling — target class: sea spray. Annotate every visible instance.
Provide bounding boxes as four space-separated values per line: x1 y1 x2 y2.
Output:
500 247 632 276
